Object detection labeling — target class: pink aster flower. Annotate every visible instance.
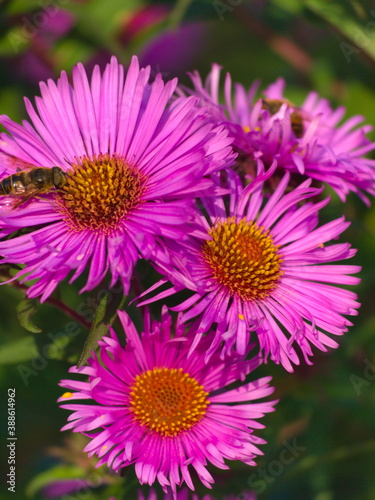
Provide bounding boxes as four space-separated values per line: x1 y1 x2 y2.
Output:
0 56 235 301
186 65 375 203
141 168 361 372
58 308 276 496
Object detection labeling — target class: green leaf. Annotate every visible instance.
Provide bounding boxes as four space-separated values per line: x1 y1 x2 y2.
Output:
77 293 109 367
25 464 85 496
168 0 194 28
16 298 42 333
65 0 138 58
53 39 97 74
5 0 43 15
270 0 303 14
304 0 375 62
0 26 29 56
0 336 38 364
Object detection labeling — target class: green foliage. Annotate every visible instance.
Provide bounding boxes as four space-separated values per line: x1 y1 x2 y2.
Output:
16 298 42 334
0 335 38 364
77 291 108 367
25 464 86 497
4 0 43 15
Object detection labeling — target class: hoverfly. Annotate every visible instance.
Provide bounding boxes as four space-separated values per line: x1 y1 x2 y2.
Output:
261 98 304 138
0 156 67 208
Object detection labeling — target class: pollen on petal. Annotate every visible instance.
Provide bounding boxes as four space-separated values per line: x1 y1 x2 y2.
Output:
61 392 73 398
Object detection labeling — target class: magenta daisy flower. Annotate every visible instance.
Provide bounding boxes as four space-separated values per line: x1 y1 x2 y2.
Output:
141 168 361 372
0 56 235 301
58 308 276 495
186 65 375 203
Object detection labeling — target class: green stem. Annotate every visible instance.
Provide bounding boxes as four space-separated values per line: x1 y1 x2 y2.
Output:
109 294 127 326
168 0 193 29
5 276 91 330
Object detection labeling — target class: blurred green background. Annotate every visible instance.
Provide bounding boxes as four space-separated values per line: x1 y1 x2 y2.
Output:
0 0 375 499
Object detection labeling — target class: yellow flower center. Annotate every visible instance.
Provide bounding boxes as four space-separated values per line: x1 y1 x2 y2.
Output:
55 154 147 234
129 367 209 437
202 217 283 301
